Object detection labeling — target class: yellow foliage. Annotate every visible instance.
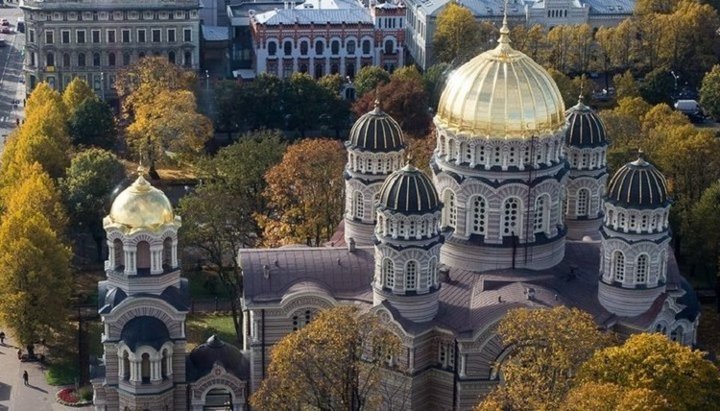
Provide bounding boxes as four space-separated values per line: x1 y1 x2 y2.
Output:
25 82 66 119
561 382 670 411
62 77 97 116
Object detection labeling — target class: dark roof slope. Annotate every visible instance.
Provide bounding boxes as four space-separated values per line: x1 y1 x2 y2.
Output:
187 335 249 381
607 157 670 209
378 165 440 214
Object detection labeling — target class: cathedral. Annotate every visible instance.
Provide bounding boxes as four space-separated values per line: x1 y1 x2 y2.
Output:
91 17 699 411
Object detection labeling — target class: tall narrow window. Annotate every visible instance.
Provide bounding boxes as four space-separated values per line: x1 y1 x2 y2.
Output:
141 353 150 382
577 188 589 216
635 254 648 284
362 39 371 54
284 40 292 56
406 261 417 291
502 198 521 236
383 259 394 288
268 42 277 56
428 258 436 287
469 196 486 234
442 190 456 229
534 195 547 233
613 251 625 282
353 191 364 220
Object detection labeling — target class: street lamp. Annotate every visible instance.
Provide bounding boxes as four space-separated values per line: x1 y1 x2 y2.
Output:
100 71 105 100
670 71 679 93
205 69 209 91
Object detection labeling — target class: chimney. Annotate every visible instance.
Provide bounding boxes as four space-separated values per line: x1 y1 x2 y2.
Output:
348 237 356 252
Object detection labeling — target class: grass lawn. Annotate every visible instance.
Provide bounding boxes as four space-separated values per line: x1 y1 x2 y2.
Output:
186 314 240 351
186 269 231 299
47 360 79 386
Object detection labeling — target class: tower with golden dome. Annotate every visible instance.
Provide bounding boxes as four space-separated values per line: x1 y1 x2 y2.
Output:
431 17 568 271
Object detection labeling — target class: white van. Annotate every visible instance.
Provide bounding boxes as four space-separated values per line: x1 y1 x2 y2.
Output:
674 99 705 122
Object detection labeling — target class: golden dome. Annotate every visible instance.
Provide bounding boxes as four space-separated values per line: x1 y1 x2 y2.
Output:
436 21 565 139
108 175 174 229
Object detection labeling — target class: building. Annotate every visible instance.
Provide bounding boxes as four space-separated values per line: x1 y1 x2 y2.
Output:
239 17 698 409
404 0 635 70
20 0 201 96
248 0 405 78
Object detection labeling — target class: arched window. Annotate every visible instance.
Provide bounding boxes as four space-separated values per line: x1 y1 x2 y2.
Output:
406 261 417 291
163 237 173 268
384 39 393 54
183 51 191 67
93 52 100 66
534 195 548 233
161 349 168 378
46 52 55 66
113 239 123 268
442 190 456 229
383 259 394 288
268 41 277 56
283 40 292 56
62 53 70 67
123 52 131 66
469 196 487 234
428 257 436 287
292 309 313 331
635 254 648 284
136 241 150 272
141 353 150 383
300 41 308 55
331 39 339 54
613 251 625 282
78 52 86 67
122 351 130 380
346 40 356 54
618 212 626 230
362 39 371 54
659 250 666 283
502 198 521 236
353 191 364 220
168 51 175 64
577 188 589 216
108 52 116 66
670 326 682 342
315 40 324 55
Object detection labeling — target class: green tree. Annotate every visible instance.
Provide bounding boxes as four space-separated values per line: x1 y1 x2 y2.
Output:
69 98 117 149
212 80 245 138
547 68 579 108
242 74 286 129
353 66 390 97
250 306 402 411
0 164 72 352
180 130 286 340
433 3 481 64
578 333 720 410
700 64 720 120
283 73 331 137
423 63 451 111
258 138 345 247
60 148 126 262
318 73 344 94
391 65 423 84
685 180 720 295
613 70 640 99
477 307 613 411
62 77 96 116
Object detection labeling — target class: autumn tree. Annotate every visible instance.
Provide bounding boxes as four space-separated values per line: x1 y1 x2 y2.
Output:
258 138 345 247
700 64 720 120
25 82 66 119
560 382 670 411
685 180 720 294
613 70 640 99
69 98 117 149
594 20 637 73
352 76 431 135
354 66 391 97
423 63 451 111
476 307 613 411
433 3 481 64
577 333 720 410
510 24 545 62
250 306 402 411
179 130 286 340
60 148 126 262
62 77 96 116
599 97 652 171
0 163 72 353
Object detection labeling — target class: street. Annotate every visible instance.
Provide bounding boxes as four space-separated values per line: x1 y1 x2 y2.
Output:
0 4 25 150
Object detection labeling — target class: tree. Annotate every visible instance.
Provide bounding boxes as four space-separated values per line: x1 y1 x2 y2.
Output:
510 24 546 62
613 70 640 99
242 74 286 130
599 97 652 171
577 333 720 410
258 138 345 247
546 26 574 73
433 3 481 65
25 82 66 119
685 180 720 296
0 164 72 352
62 77 97 116
283 73 332 137
560 382 669 411
179 130 286 341
68 98 117 149
476 306 612 411
391 65 423 84
126 89 213 170
115 56 196 120
60 148 126 262
250 306 402 411
318 73 344 94
353 66 390 97
700 64 720 120
547 68 579 109
423 63 451 111
352 77 431 135
212 80 245 138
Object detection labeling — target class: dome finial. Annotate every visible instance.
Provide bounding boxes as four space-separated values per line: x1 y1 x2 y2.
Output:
632 148 649 166
137 164 148 178
578 80 585 104
373 98 381 114
497 0 511 49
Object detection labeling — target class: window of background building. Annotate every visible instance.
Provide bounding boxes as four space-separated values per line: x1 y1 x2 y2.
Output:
123 52 130 66
45 30 54 44
346 40 355 54
183 28 191 42
138 29 146 43
362 39 370 54
168 51 176 64
152 29 161 42
167 28 175 43
300 41 308 55
93 52 100 66
62 53 70 67
268 41 277 56
183 51 191 67
331 40 339 55
108 52 116 66
61 30 70 44
46 52 54 67
315 40 324 55
92 29 100 43
122 29 130 43
78 52 86 67
77 30 85 44
283 40 292 56
107 30 116 43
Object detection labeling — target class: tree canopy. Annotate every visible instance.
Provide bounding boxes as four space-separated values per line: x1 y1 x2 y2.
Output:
62 77 97 117
353 66 391 97
250 306 402 411
700 64 720 120
68 98 117 149
433 3 482 65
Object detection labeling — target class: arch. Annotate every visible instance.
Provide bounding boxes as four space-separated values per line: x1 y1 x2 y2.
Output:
383 258 395 288
405 260 417 291
501 197 522 237
362 39 371 54
612 250 625 282
315 39 324 55
442 189 456 229
468 195 487 235
122 350 130 380
161 348 168 378
283 39 292 56
576 188 589 217
346 39 356 54
331 39 340 55
113 238 124 268
384 39 394 54
204 387 234 409
635 254 649 285
136 241 151 272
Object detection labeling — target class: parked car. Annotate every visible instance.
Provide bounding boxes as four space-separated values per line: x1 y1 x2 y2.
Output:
1 19 9 26
1 27 11 34
674 99 706 123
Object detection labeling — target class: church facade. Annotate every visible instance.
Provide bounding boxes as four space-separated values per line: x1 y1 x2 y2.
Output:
93 16 698 411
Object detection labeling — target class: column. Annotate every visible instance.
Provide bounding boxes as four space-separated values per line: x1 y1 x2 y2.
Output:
459 354 466 377
171 240 178 268
124 250 132 275
166 353 173 377
129 360 139 382
118 354 125 379
107 242 115 269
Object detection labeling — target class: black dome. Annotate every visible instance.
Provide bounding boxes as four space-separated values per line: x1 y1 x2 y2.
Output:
565 98 607 148
348 102 405 152
607 157 669 209
379 165 440 214
187 335 248 381
120 316 170 351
